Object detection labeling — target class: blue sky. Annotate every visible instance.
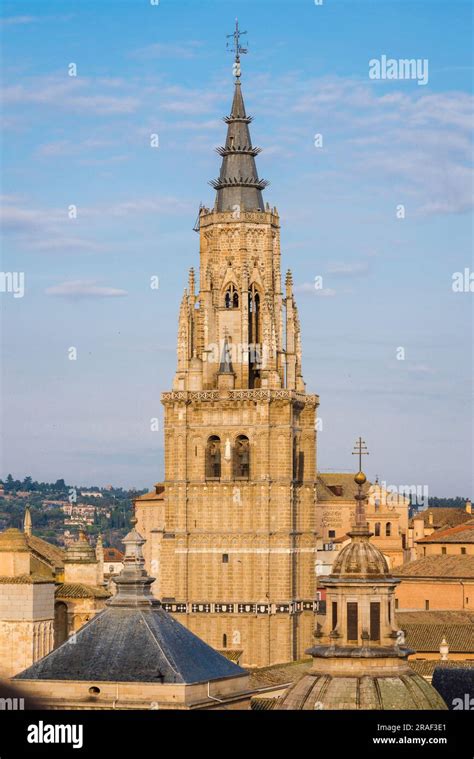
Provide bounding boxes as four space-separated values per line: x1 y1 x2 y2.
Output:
1 0 472 496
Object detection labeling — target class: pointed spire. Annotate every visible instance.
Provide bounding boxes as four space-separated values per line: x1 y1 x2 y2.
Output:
23 505 32 536
210 23 268 212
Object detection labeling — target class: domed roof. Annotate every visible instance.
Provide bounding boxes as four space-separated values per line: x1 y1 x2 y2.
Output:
331 537 389 578
276 669 447 710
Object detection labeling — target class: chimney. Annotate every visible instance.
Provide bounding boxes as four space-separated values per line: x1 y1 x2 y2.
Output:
428 511 434 526
466 499 472 515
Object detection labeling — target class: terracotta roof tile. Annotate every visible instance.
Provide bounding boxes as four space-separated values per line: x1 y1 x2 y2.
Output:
0 574 55 584
55 583 111 599
397 555 474 578
27 535 65 568
396 612 474 653
412 509 471 529
409 660 474 677
249 659 311 688
103 548 123 561
417 522 474 544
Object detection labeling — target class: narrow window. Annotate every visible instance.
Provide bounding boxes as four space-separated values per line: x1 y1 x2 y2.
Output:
224 284 239 309
223 634 227 647
248 284 261 387
425 599 430 610
442 546 447 555
386 522 392 537
332 601 338 630
205 436 221 479
461 546 466 555
222 553 229 564
395 598 399 610
370 602 381 641
374 522 381 537
347 602 358 642
233 435 250 479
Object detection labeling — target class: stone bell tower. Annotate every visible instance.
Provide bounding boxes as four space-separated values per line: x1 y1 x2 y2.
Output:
137 23 319 667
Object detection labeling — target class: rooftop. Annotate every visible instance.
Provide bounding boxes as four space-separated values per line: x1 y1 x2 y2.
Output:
412 508 471 530
316 473 371 502
397 555 474 578
417 521 474 544
15 606 246 684
397 611 474 653
55 583 110 600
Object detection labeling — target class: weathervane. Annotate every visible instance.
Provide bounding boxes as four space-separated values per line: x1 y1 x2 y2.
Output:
352 436 369 473
226 18 247 79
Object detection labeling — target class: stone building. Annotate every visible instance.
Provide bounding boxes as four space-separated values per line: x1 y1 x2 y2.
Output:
414 520 474 558
0 528 55 679
0 512 110 674
54 529 110 645
14 519 252 710
408 503 473 558
316 473 409 574
136 51 318 667
395 555 474 612
275 466 447 710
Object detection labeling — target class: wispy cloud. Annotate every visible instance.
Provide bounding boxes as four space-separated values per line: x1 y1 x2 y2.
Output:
249 74 474 217
45 280 128 298
327 261 370 276
0 16 38 26
3 78 140 114
294 282 337 297
131 41 204 60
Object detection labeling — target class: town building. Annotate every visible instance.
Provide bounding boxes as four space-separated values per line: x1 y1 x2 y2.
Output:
395 555 474 612
415 520 474 558
316 473 409 574
407 502 473 558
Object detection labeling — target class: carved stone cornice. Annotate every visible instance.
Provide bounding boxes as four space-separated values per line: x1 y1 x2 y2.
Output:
161 389 319 405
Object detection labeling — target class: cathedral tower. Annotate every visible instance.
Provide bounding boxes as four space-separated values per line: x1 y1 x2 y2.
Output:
137 24 319 667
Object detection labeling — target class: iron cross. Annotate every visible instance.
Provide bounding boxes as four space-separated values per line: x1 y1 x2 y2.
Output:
352 437 369 471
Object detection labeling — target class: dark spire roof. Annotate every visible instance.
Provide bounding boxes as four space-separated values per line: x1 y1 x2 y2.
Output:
210 73 268 212
15 521 246 685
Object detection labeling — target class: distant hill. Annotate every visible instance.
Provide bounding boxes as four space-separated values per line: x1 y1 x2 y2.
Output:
427 497 471 509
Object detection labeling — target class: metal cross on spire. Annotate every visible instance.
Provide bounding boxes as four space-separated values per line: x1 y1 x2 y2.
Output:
226 18 247 78
352 437 369 472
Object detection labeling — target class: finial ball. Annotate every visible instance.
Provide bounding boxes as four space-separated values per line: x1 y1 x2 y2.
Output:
354 470 367 485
